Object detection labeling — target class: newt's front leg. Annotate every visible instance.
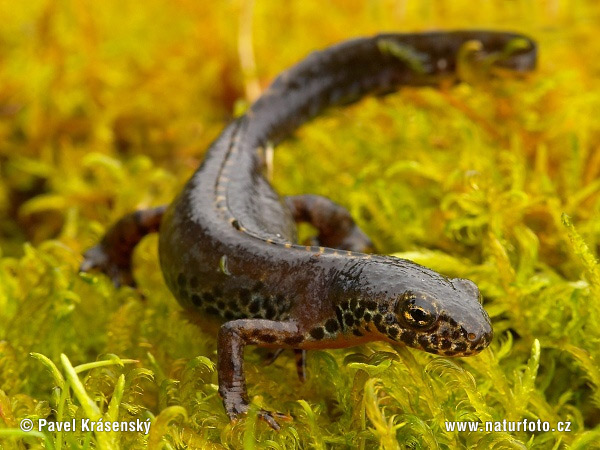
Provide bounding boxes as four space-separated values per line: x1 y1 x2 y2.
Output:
218 319 302 430
80 206 166 287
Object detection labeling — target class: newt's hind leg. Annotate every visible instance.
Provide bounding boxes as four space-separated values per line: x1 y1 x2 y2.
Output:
80 205 167 287
294 349 307 382
285 194 375 253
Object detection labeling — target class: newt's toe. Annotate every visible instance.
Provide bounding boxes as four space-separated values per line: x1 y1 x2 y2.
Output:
80 244 135 288
227 402 292 431
80 245 108 272
258 409 292 431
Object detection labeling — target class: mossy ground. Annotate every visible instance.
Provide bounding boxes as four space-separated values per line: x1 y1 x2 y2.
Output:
1 1 600 448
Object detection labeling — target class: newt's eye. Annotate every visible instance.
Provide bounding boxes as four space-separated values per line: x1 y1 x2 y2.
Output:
397 292 438 329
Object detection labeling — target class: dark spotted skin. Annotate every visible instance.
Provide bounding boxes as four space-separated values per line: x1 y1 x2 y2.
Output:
81 31 537 430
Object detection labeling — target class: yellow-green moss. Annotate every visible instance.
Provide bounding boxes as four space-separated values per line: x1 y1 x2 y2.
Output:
1 1 600 448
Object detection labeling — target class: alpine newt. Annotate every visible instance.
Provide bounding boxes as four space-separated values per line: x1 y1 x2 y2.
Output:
81 31 537 429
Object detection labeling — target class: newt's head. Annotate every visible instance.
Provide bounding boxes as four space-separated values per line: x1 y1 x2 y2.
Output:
385 277 493 356
336 258 493 356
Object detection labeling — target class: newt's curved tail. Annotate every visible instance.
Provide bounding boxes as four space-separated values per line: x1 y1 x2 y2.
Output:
248 31 537 145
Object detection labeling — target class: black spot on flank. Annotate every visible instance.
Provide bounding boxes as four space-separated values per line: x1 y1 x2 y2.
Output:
177 273 186 287
430 335 439 346
265 305 276 320
401 330 416 345
250 329 261 338
224 311 235 320
385 313 395 324
239 289 251 305
189 276 199 289
191 294 202 307
216 300 225 310
277 297 290 313
354 306 365 319
287 78 301 90
275 294 286 304
205 306 219 315
352 329 363 337
344 313 355 327
203 292 215 303
310 327 325 340
440 339 452 349
452 330 461 340
350 298 358 310
454 342 467 353
178 288 189 301
325 319 339 333
260 334 277 344
388 327 399 339
341 299 351 310
284 335 304 346
335 307 345 330
364 300 377 310
373 314 383 325
375 322 387 334
253 281 265 292
231 219 241 230
418 335 430 348
363 312 372 322
249 300 260 314
444 350 458 356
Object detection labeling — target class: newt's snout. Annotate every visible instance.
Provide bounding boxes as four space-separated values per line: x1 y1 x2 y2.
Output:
391 312 492 357
391 310 493 357
430 312 493 356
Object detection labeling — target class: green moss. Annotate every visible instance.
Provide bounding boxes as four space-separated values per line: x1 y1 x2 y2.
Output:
2 1 600 448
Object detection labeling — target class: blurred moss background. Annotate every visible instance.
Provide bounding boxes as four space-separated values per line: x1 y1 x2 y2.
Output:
1 0 600 448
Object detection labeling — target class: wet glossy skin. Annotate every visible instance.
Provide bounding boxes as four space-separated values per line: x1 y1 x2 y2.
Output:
82 31 537 429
